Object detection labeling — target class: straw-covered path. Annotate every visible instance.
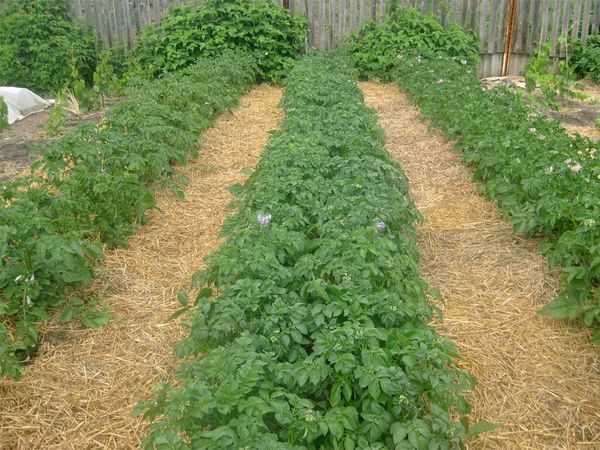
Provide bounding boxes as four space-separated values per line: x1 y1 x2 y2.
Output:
0 85 283 449
360 81 600 449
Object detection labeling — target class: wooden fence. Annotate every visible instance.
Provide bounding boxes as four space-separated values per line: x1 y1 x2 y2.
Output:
71 0 600 77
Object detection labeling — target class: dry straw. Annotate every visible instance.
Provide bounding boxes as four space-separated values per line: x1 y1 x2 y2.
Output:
0 85 283 449
360 81 600 449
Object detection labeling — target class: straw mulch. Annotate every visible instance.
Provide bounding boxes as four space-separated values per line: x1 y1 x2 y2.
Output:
360 81 600 449
0 85 283 449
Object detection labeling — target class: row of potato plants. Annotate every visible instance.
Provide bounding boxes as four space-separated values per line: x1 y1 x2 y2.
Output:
138 52 473 449
0 53 258 379
380 51 600 341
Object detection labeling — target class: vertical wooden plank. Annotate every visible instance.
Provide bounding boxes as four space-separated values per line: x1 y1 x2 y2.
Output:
538 0 550 45
144 0 151 25
319 0 325 49
518 0 532 53
460 0 468 26
83 0 91 22
440 0 448 25
487 0 499 54
350 0 357 32
75 0 82 17
495 0 508 54
452 0 460 23
592 0 600 35
104 0 113 47
132 0 141 33
113 0 122 44
571 0 583 39
580 0 592 43
307 0 315 47
370 0 377 20
380 0 386 22
154 0 162 24
559 0 571 56
123 0 133 47
550 0 561 54
340 0 346 39
479 0 489 53
93 0 105 47
468 0 477 31
359 0 366 26
329 0 335 50
527 0 540 52
512 0 523 54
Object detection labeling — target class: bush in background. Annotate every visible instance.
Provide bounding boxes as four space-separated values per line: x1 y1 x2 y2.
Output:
347 7 479 80
0 0 97 96
134 0 307 82
569 35 600 82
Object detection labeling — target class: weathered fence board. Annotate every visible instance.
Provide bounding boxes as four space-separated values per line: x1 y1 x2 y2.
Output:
70 0 600 77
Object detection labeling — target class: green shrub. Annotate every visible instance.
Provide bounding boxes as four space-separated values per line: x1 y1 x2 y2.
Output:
134 0 307 82
569 35 600 82
347 7 479 80
0 0 96 96
0 97 8 132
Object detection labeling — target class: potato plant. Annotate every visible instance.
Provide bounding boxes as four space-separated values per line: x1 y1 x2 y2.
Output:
381 51 600 342
0 97 8 132
0 53 258 379
138 53 473 449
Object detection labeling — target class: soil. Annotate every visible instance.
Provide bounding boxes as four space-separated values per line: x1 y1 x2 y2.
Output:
549 80 600 140
481 76 600 141
0 108 105 182
0 111 49 182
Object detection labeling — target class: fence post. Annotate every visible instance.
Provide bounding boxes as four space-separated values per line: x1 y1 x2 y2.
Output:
502 0 517 75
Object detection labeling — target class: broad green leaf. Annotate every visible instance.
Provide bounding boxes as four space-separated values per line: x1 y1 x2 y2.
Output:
467 420 502 438
540 294 581 320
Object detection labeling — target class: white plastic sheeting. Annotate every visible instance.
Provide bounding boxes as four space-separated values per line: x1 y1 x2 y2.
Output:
0 87 51 124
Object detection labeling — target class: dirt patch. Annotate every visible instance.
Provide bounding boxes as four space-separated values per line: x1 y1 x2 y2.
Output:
361 81 600 449
0 111 49 181
481 76 600 141
0 108 106 182
548 83 600 140
0 85 283 449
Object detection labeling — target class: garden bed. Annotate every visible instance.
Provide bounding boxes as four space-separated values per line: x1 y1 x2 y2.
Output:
0 84 283 449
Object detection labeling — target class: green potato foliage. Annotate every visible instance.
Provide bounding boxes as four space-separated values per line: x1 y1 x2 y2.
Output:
0 0 96 96
138 53 474 449
0 53 258 379
346 7 479 81
354 45 600 343
0 97 8 132
134 0 307 83
525 42 585 111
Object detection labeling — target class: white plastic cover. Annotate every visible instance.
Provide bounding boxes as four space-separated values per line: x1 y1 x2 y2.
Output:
0 87 51 124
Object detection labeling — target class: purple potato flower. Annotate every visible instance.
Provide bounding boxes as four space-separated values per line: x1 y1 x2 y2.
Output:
257 213 272 226
376 220 386 231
